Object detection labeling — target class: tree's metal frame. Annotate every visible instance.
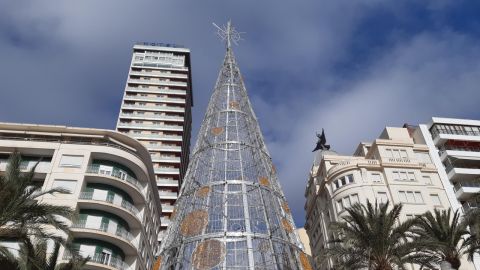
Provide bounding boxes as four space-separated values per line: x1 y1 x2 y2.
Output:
158 21 309 270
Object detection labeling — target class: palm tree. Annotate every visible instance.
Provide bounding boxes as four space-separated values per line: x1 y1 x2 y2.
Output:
0 152 75 266
17 237 88 270
462 204 480 262
323 201 419 270
412 209 469 270
0 152 72 235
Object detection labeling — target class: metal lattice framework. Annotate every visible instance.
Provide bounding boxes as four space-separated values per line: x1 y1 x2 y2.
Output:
158 21 310 270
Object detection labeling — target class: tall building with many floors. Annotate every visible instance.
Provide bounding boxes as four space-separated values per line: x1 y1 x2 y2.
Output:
417 117 480 269
116 42 193 239
0 122 162 270
304 126 475 269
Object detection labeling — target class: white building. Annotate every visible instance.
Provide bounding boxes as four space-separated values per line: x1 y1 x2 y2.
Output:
116 42 193 239
417 117 480 213
304 126 475 269
0 122 162 270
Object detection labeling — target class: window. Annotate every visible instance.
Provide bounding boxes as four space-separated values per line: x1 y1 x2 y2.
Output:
393 170 415 181
377 192 388 204
398 191 424 204
59 155 83 168
336 194 359 212
430 194 442 206
386 148 408 159
52 179 77 193
332 174 354 191
371 172 382 182
423 175 432 185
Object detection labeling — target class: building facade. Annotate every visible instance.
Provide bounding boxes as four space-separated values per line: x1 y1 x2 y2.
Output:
417 117 480 213
0 122 161 270
115 42 193 238
304 127 474 269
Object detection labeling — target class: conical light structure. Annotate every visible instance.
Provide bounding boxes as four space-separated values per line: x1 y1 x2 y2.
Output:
158 22 311 270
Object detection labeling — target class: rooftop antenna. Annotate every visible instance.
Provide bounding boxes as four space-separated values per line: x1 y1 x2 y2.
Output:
213 20 243 50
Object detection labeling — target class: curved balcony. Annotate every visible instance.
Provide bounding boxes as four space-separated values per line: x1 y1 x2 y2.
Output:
63 252 129 270
85 165 144 203
70 222 136 255
78 192 141 227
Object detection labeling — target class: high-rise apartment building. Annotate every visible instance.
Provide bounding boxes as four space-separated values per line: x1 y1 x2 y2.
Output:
417 117 480 213
116 42 193 238
0 122 161 270
304 126 475 269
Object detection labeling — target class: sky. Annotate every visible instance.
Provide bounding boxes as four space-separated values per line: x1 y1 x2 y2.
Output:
1 0 480 226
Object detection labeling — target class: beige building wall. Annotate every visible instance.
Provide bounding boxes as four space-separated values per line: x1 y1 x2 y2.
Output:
305 126 475 270
0 122 162 270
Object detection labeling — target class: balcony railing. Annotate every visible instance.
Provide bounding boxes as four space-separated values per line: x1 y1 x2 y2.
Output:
129 133 182 140
124 95 185 103
454 179 480 191
79 192 140 218
63 252 129 270
128 79 187 87
119 113 184 121
71 221 135 243
439 145 480 154
126 87 187 95
117 123 183 131
121 104 185 112
86 165 143 192
463 201 480 212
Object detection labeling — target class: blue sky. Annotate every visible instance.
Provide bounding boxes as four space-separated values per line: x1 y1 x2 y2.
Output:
1 0 480 225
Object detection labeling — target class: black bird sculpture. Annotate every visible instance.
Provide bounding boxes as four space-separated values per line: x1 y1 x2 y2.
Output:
312 129 330 152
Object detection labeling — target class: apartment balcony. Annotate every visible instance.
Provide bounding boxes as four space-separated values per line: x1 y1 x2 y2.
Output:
85 165 144 202
445 159 480 181
151 156 181 163
129 133 182 141
454 181 480 200
439 145 480 161
0 160 51 173
160 217 171 227
63 252 129 270
117 123 183 132
156 179 179 187
126 87 187 95
129 71 188 79
158 190 178 199
121 104 184 113
127 79 187 87
119 113 184 122
146 145 181 152
462 201 480 213
132 62 188 71
78 192 141 226
431 126 480 146
154 167 180 174
70 222 136 255
123 95 185 104
161 204 174 212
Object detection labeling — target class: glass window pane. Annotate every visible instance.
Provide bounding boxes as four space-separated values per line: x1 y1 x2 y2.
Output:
399 191 407 202
414 192 424 203
407 191 415 203
430 194 441 205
